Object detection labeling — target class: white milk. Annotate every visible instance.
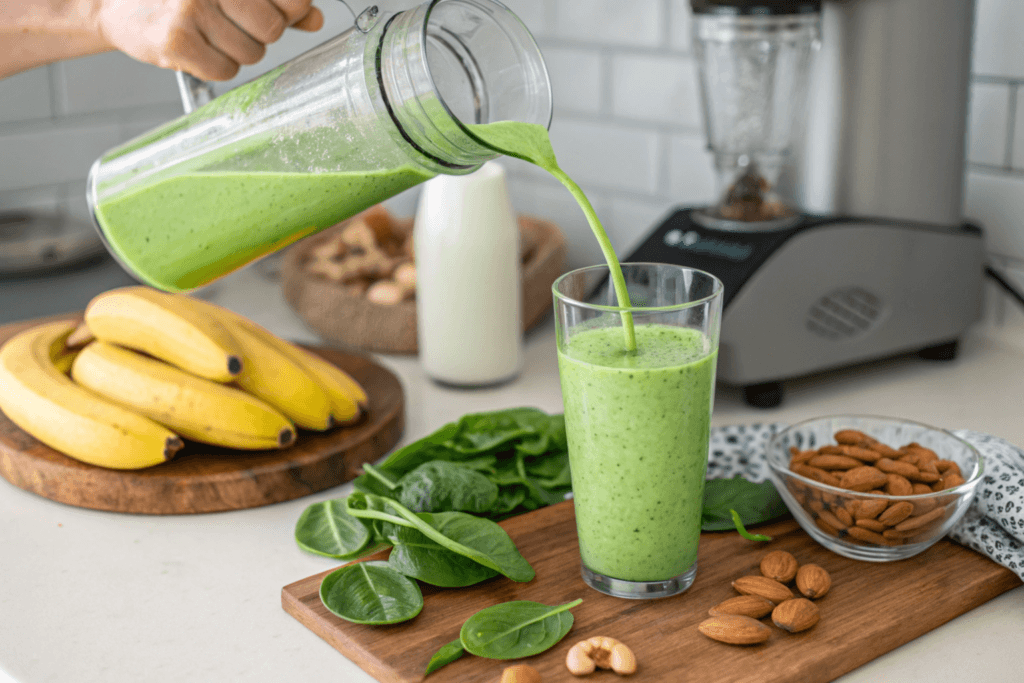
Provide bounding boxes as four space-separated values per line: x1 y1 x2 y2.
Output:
414 161 523 386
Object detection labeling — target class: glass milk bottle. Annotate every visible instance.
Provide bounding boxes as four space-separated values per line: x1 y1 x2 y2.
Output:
414 161 523 386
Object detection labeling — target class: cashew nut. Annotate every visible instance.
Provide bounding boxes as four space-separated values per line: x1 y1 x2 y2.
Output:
565 636 637 676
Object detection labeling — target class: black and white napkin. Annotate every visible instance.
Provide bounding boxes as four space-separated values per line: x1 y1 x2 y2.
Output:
706 424 1024 581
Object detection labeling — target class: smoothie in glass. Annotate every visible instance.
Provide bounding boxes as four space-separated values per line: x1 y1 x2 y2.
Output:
557 324 716 581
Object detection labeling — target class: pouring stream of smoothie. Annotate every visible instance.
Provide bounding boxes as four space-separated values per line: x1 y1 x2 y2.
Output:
467 122 637 353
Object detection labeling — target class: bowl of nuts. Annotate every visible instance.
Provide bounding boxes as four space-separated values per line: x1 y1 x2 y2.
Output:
765 415 983 562
280 205 566 354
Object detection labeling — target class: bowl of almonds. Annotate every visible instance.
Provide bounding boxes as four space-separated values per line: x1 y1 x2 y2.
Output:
765 415 983 561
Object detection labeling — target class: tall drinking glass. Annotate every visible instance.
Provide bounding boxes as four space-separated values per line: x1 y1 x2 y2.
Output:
554 263 723 599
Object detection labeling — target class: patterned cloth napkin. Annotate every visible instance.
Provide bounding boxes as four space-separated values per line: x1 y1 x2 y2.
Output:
706 424 1024 581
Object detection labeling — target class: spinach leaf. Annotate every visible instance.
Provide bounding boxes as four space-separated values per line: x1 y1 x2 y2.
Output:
351 471 393 498
449 408 554 454
377 421 462 476
384 520 500 587
361 463 400 491
294 499 372 559
524 451 572 489
424 639 465 676
516 453 569 507
319 561 423 625
489 486 527 516
397 461 499 514
460 599 582 659
730 509 772 542
347 493 535 583
702 477 788 531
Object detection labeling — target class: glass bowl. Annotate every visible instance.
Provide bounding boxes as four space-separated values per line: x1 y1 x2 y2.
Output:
765 415 983 562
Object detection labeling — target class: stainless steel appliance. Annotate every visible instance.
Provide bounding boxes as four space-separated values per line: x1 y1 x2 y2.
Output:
626 0 984 407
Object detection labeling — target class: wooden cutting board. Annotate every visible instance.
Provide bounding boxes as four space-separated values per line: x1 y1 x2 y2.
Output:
0 316 403 514
282 500 1021 683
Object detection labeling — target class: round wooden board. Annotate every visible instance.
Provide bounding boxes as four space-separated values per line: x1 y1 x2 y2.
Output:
0 317 404 514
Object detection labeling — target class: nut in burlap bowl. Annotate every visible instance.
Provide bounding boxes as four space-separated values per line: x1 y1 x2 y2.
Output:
765 415 983 562
280 208 566 354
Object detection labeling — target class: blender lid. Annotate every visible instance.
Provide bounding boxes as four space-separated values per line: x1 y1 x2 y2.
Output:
690 0 820 14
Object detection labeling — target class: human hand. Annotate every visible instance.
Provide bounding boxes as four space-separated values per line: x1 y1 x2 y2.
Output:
95 0 324 81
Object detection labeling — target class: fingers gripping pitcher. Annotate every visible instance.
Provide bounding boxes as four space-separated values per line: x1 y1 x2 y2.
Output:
87 0 551 292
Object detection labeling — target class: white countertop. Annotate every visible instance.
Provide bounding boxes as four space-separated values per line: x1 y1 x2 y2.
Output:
2 263 1023 683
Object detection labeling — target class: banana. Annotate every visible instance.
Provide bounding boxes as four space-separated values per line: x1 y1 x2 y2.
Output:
51 347 79 375
180 298 366 425
84 286 243 382
217 321 334 431
71 341 296 450
0 321 182 469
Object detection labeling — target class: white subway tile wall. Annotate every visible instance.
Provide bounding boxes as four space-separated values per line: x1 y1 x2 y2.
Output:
1 0 1023 280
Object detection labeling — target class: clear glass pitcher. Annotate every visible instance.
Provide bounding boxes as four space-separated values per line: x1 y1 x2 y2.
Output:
690 2 819 228
87 0 551 292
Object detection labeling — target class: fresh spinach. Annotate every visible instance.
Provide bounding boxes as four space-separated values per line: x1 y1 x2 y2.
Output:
293 499 372 560
702 477 788 532
397 461 499 514
384 520 500 588
489 486 527 517
424 639 465 675
460 599 582 659
346 493 535 583
319 560 423 625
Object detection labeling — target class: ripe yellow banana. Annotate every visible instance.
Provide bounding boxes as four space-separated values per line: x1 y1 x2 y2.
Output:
0 321 182 469
85 286 243 382
71 341 296 450
180 297 366 425
219 321 334 431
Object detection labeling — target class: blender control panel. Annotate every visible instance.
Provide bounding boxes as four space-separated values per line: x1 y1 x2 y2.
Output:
625 208 803 308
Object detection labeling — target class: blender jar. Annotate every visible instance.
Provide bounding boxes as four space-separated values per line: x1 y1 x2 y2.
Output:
87 0 551 292
691 0 820 229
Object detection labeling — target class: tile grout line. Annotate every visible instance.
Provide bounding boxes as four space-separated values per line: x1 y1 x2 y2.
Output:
1005 83 1018 170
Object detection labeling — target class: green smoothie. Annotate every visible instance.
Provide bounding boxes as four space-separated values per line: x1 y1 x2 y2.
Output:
94 167 433 292
558 324 716 581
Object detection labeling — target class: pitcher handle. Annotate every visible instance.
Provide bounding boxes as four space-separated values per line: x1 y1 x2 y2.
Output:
175 71 216 114
172 2 379 114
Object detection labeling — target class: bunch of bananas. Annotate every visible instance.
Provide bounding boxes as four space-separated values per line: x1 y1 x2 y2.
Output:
0 287 368 470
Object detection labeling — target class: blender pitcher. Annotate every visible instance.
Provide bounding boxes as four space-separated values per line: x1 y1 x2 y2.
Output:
86 0 551 293
690 0 819 229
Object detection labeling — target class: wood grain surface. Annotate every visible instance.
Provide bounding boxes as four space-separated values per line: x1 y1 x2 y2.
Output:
0 316 404 514
282 500 1021 683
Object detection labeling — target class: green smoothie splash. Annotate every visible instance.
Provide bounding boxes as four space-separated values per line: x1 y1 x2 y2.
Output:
466 122 637 354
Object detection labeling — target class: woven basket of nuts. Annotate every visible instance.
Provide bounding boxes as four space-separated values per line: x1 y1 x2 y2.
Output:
281 205 567 354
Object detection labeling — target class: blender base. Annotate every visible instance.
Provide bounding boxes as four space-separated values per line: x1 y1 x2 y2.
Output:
625 208 986 407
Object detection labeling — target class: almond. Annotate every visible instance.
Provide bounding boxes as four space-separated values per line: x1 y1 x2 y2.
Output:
855 518 887 533
732 575 794 603
759 550 799 583
795 564 832 599
501 664 542 683
808 454 861 470
939 473 966 490
846 525 889 545
817 509 848 531
839 466 888 492
772 597 820 633
697 615 771 645
893 506 946 531
856 497 888 518
834 429 873 446
709 595 776 619
884 473 914 497
834 506 854 527
935 460 961 476
877 501 914 527
875 458 920 479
